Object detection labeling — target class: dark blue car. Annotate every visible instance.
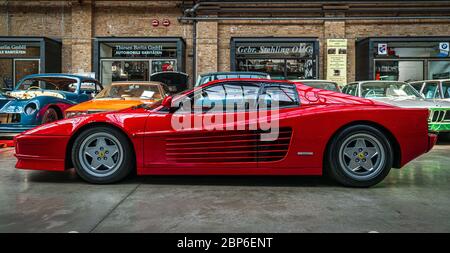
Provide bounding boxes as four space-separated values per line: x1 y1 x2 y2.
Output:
0 74 102 136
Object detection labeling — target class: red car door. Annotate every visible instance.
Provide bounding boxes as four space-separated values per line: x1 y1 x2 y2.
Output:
142 81 265 174
255 82 304 171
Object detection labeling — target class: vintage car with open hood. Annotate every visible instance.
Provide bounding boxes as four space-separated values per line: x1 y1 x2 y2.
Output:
15 78 436 187
65 81 169 118
342 81 450 133
0 74 102 135
150 71 189 93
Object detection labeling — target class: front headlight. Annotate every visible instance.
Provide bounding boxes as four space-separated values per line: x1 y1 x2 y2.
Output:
24 102 38 115
65 111 88 118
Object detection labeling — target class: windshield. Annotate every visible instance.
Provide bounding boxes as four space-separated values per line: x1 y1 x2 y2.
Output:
302 81 339 92
95 83 163 100
16 77 79 92
195 73 268 87
361 82 421 98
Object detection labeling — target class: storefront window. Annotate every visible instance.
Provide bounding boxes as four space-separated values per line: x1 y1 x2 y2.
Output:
375 60 424 82
371 40 449 81
428 61 450 79
14 60 40 85
232 39 318 80
152 60 176 73
356 38 450 81
98 41 180 86
0 59 13 90
237 59 285 79
0 42 41 90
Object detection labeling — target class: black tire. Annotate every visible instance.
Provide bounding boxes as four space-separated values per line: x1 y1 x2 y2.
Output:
41 107 59 124
325 125 393 187
71 126 134 184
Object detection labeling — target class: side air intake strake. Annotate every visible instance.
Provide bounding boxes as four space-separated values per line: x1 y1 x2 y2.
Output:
165 127 292 163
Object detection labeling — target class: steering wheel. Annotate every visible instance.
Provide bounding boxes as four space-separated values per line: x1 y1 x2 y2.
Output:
364 90 376 98
27 86 40 91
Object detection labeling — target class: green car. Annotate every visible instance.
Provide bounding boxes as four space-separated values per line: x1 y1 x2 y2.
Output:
342 81 450 133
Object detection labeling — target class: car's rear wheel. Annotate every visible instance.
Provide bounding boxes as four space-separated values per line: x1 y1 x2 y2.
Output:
72 126 134 184
41 108 59 124
326 125 393 187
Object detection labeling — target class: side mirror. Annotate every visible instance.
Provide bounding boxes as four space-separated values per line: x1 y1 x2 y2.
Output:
162 96 173 108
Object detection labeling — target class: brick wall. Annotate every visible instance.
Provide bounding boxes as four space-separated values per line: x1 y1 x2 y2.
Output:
1 1 450 84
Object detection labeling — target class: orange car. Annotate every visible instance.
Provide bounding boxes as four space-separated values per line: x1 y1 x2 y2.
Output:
65 81 169 118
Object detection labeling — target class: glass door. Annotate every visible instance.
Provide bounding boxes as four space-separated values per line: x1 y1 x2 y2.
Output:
13 59 40 86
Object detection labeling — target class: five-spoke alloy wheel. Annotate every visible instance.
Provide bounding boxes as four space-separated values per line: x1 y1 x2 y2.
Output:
72 126 134 184
326 125 393 187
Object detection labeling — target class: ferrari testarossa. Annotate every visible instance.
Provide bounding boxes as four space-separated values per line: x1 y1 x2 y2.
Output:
0 74 102 135
15 78 436 187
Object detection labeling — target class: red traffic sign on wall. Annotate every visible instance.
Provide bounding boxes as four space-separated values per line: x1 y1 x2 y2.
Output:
152 19 159 27
162 19 171 27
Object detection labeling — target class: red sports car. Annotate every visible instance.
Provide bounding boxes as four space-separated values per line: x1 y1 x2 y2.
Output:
14 79 437 187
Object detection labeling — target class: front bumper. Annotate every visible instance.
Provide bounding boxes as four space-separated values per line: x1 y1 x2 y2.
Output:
428 122 450 133
14 134 70 171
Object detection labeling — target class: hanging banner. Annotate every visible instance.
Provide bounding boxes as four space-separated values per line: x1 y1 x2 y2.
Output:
326 39 347 86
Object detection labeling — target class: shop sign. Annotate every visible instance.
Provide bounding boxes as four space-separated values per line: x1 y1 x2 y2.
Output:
378 43 387 55
326 39 347 86
236 43 314 57
113 45 163 57
0 44 27 55
438 42 449 57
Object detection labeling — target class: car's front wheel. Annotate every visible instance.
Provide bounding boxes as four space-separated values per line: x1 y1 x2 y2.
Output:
326 125 393 187
72 126 134 184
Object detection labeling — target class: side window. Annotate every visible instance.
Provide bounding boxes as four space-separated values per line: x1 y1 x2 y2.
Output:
423 82 440 99
410 82 424 93
173 82 260 113
343 84 358 96
223 83 259 111
195 85 226 112
259 83 299 109
80 82 101 98
442 81 450 99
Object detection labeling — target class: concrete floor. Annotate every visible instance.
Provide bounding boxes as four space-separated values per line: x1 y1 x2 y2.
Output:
0 142 449 233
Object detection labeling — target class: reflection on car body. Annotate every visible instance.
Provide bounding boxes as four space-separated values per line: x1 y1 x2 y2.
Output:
195 72 271 87
290 79 341 92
